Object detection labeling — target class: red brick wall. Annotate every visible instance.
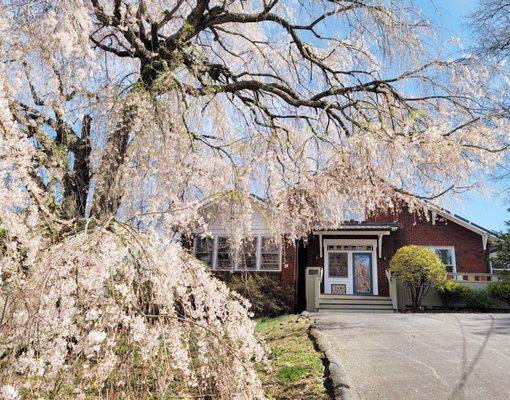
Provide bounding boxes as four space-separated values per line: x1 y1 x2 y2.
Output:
376 234 395 296
302 209 489 297
368 209 489 276
281 239 297 302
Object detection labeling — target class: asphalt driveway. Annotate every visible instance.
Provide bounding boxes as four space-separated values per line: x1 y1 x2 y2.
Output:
313 313 510 400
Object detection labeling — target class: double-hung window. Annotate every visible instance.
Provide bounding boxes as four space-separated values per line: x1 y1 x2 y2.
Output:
238 237 258 270
195 237 214 267
260 237 281 271
216 237 234 270
428 246 456 273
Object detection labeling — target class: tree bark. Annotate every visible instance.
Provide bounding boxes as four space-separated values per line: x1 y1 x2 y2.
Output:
63 115 92 218
90 104 137 220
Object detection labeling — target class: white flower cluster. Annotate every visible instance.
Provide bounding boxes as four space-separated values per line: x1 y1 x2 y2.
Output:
0 227 264 399
0 72 264 398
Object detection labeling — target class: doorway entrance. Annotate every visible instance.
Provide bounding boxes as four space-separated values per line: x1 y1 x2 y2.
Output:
323 239 378 295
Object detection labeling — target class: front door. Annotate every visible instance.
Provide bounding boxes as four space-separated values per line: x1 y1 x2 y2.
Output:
352 252 373 295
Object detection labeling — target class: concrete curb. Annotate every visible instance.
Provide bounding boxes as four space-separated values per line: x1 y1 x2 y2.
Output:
309 324 355 400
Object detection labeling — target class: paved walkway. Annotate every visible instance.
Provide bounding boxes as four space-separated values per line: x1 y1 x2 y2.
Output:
313 313 510 400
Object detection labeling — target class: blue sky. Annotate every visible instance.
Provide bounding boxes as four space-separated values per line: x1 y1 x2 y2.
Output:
414 0 509 232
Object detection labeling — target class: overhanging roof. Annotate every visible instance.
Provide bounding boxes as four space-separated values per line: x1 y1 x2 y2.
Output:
318 222 399 231
432 207 497 237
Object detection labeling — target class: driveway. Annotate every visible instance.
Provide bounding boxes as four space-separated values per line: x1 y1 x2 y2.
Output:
313 313 510 400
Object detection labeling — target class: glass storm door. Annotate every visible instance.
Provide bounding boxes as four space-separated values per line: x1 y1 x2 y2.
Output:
324 251 349 294
352 253 373 295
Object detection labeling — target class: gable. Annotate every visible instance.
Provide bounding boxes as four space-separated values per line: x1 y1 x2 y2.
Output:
369 206 494 251
196 203 273 236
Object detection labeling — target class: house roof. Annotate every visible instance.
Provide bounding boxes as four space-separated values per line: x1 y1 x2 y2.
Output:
197 193 498 241
331 222 400 231
431 206 497 237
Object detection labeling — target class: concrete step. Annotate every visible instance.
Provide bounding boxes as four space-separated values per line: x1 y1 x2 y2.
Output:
319 294 391 301
318 294 394 313
318 303 393 310
318 308 394 314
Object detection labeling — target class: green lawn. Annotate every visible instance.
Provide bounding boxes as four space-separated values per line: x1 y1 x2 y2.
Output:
255 315 330 400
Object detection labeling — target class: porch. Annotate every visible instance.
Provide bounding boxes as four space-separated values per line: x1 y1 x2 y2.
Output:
305 267 394 313
310 224 399 297
305 268 505 313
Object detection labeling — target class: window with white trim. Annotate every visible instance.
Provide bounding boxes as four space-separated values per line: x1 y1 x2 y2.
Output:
328 252 348 277
428 246 456 273
260 237 281 271
238 237 258 270
193 235 281 271
195 237 214 267
216 237 234 270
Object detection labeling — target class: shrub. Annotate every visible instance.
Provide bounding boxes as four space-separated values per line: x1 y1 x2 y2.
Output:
487 281 510 305
216 272 293 318
390 245 446 310
436 280 470 307
464 288 496 311
495 270 510 282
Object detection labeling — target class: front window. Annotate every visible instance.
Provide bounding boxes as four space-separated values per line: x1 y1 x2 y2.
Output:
194 235 281 271
216 237 234 270
428 247 456 273
328 252 348 277
260 237 281 270
239 237 257 270
195 237 214 267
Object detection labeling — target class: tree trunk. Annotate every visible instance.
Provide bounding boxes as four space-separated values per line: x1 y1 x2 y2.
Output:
90 104 137 220
63 115 92 218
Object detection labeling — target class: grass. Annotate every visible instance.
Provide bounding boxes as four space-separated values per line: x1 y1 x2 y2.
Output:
255 315 330 400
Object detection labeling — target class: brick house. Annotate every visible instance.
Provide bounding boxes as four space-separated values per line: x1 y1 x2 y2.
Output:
193 203 496 312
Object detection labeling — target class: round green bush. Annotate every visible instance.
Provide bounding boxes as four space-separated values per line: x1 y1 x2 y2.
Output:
390 245 446 310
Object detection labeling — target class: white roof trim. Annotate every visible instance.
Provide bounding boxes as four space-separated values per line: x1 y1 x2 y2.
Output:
430 207 495 251
315 230 392 258
434 209 496 239
313 230 393 235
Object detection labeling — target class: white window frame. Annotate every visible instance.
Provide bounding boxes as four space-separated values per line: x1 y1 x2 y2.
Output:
193 236 214 267
427 246 456 273
193 235 282 272
237 236 259 271
259 236 283 272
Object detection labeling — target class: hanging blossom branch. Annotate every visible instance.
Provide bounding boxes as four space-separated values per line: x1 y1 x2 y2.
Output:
0 68 265 398
3 0 509 234
57 1 510 223
1 0 510 397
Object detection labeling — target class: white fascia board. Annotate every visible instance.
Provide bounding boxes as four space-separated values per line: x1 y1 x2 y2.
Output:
435 210 496 239
313 230 392 236
315 230 391 258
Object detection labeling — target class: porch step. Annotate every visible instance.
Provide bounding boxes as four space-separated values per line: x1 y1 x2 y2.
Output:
318 308 393 314
318 295 394 313
319 294 391 301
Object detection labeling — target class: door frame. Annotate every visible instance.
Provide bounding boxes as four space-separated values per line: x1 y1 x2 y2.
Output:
323 239 378 295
